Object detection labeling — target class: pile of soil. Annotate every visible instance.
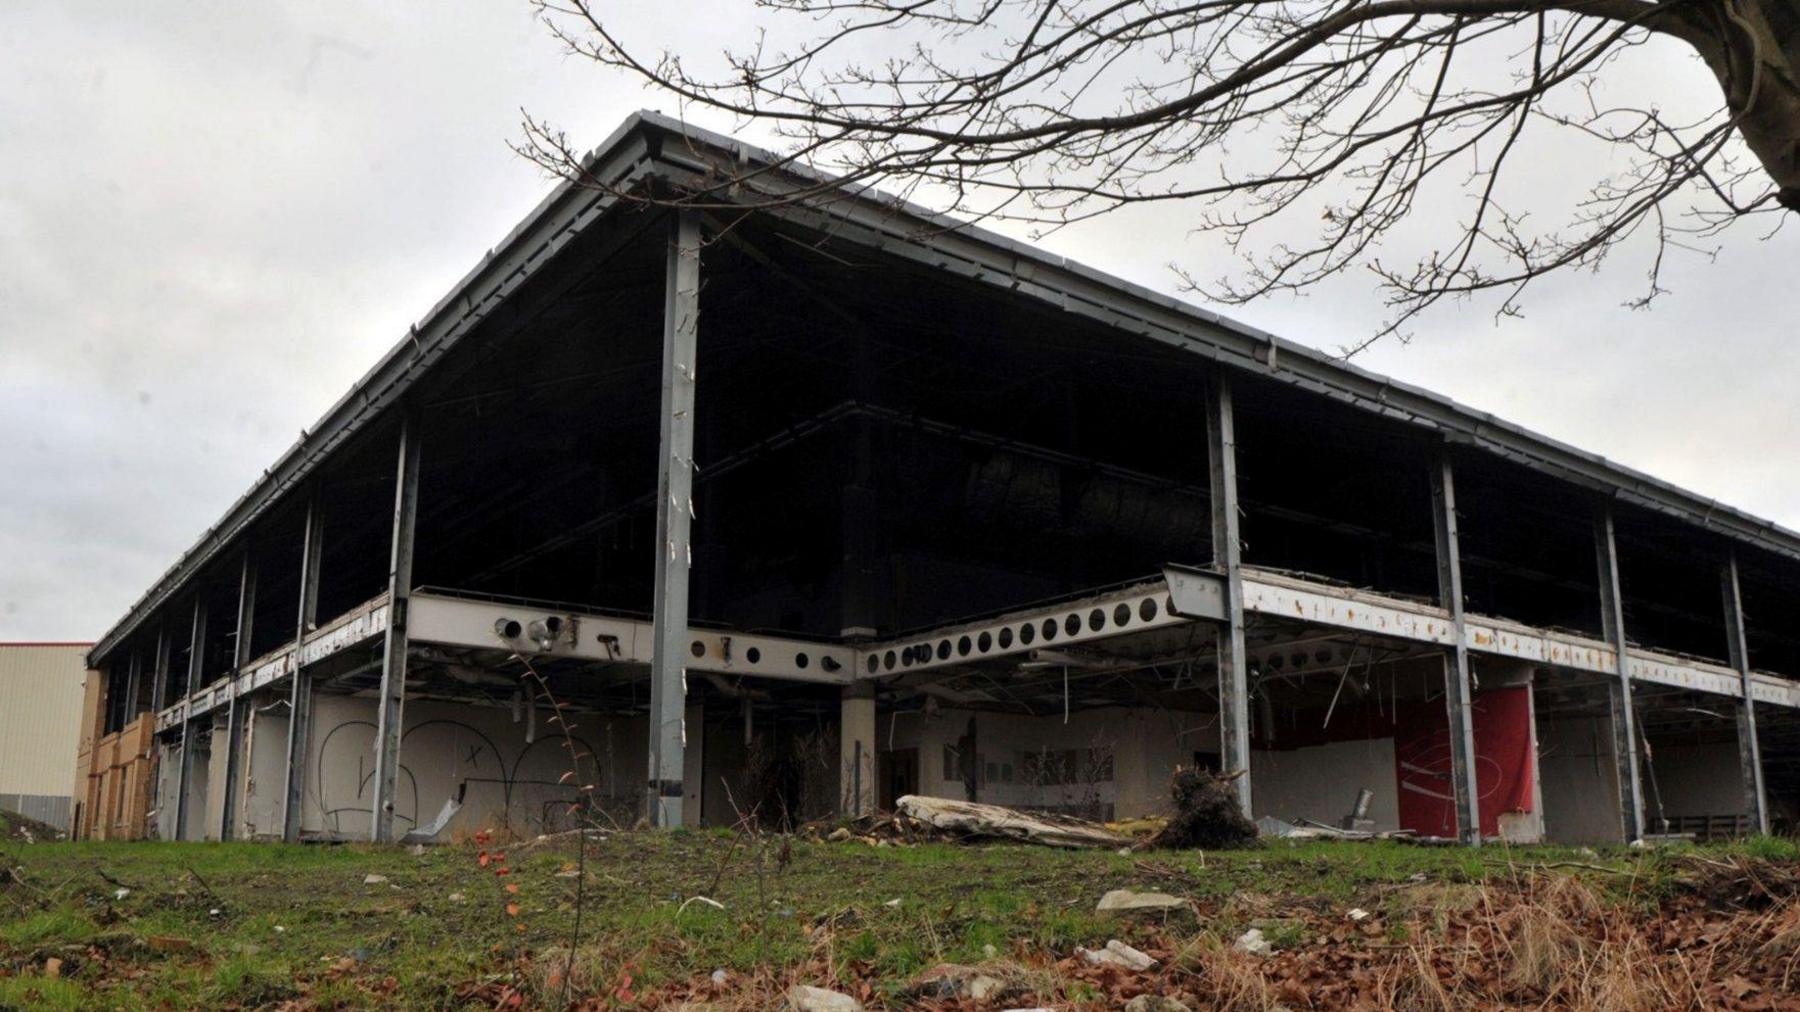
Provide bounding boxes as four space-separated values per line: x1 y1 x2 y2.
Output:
1150 768 1257 849
0 809 64 843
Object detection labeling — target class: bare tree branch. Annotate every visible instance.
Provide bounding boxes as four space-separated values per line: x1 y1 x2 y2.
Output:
519 0 1800 347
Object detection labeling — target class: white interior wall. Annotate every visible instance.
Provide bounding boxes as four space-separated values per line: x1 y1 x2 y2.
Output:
183 730 212 842
1251 739 1401 831
300 694 646 840
238 698 289 839
882 706 1216 819
155 741 179 839
1537 716 1624 843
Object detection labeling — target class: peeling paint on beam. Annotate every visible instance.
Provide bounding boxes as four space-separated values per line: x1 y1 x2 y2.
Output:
1240 571 1458 645
403 592 854 685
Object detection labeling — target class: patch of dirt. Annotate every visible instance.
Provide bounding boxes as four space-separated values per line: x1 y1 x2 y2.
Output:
0 809 64 843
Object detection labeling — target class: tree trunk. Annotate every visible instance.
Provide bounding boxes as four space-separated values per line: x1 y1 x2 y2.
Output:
1682 0 1800 209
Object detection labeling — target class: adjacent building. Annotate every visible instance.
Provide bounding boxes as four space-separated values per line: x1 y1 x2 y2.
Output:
0 643 89 832
75 113 1800 846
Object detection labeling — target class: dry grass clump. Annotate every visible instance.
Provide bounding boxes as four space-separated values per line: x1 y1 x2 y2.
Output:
1173 935 1283 1012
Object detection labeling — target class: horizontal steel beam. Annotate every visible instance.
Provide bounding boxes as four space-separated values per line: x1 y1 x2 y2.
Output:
853 578 1194 679
844 565 1798 709
157 595 393 732
151 578 1797 727
405 592 854 685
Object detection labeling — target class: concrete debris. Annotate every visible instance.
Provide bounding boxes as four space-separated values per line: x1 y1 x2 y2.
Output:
400 797 461 845
1096 888 1186 914
1257 813 1413 840
1078 939 1157 971
113 888 130 900
363 873 388 885
447 892 466 902
908 963 1007 1001
883 898 902 908
895 795 1130 849
1347 907 1371 922
1150 769 1257 850
1124 997 1194 1012
1234 927 1271 955
711 969 728 986
44 956 63 978
827 827 853 842
786 984 864 1011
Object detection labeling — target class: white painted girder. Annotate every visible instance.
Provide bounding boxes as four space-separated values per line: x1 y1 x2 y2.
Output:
155 572 1800 733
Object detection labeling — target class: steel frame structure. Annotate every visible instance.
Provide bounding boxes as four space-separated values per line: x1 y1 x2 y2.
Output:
91 113 1800 844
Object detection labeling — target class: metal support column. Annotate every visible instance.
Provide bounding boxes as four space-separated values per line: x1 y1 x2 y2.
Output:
219 553 256 841
1430 451 1483 845
174 597 207 841
370 413 421 843
1595 505 1646 841
149 623 172 715
281 490 324 843
123 649 143 723
1206 369 1252 816
646 209 701 828
1722 552 1770 835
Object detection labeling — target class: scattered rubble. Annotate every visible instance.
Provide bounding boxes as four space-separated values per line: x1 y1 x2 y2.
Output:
1096 888 1187 914
786 983 864 1011
1233 927 1271 955
1077 939 1158 971
362 873 388 885
1150 769 1257 850
907 962 1007 1001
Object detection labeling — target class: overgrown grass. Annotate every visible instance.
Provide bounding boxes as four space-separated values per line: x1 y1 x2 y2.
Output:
0 831 1768 1008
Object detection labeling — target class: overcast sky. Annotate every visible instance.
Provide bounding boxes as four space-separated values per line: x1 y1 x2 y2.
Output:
2 2 1795 644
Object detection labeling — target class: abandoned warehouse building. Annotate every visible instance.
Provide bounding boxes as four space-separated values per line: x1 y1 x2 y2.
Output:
76 113 1800 847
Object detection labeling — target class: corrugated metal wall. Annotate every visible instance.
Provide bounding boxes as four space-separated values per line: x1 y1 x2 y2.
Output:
0 793 70 832
0 644 89 821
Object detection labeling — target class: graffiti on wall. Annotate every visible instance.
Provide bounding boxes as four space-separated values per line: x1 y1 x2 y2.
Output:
313 716 603 838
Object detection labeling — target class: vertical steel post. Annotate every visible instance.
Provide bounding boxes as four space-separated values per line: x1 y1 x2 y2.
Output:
175 597 207 841
1206 369 1251 816
1430 451 1483 845
282 490 324 843
1722 552 1770 835
123 648 143 723
219 553 256 841
1594 504 1646 841
646 210 701 828
370 413 421 843
149 623 173 715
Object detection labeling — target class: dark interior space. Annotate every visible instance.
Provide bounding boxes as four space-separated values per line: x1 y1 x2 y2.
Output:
1738 549 1800 676
1451 451 1604 636
1233 374 1440 601
1613 505 1731 664
243 498 307 662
